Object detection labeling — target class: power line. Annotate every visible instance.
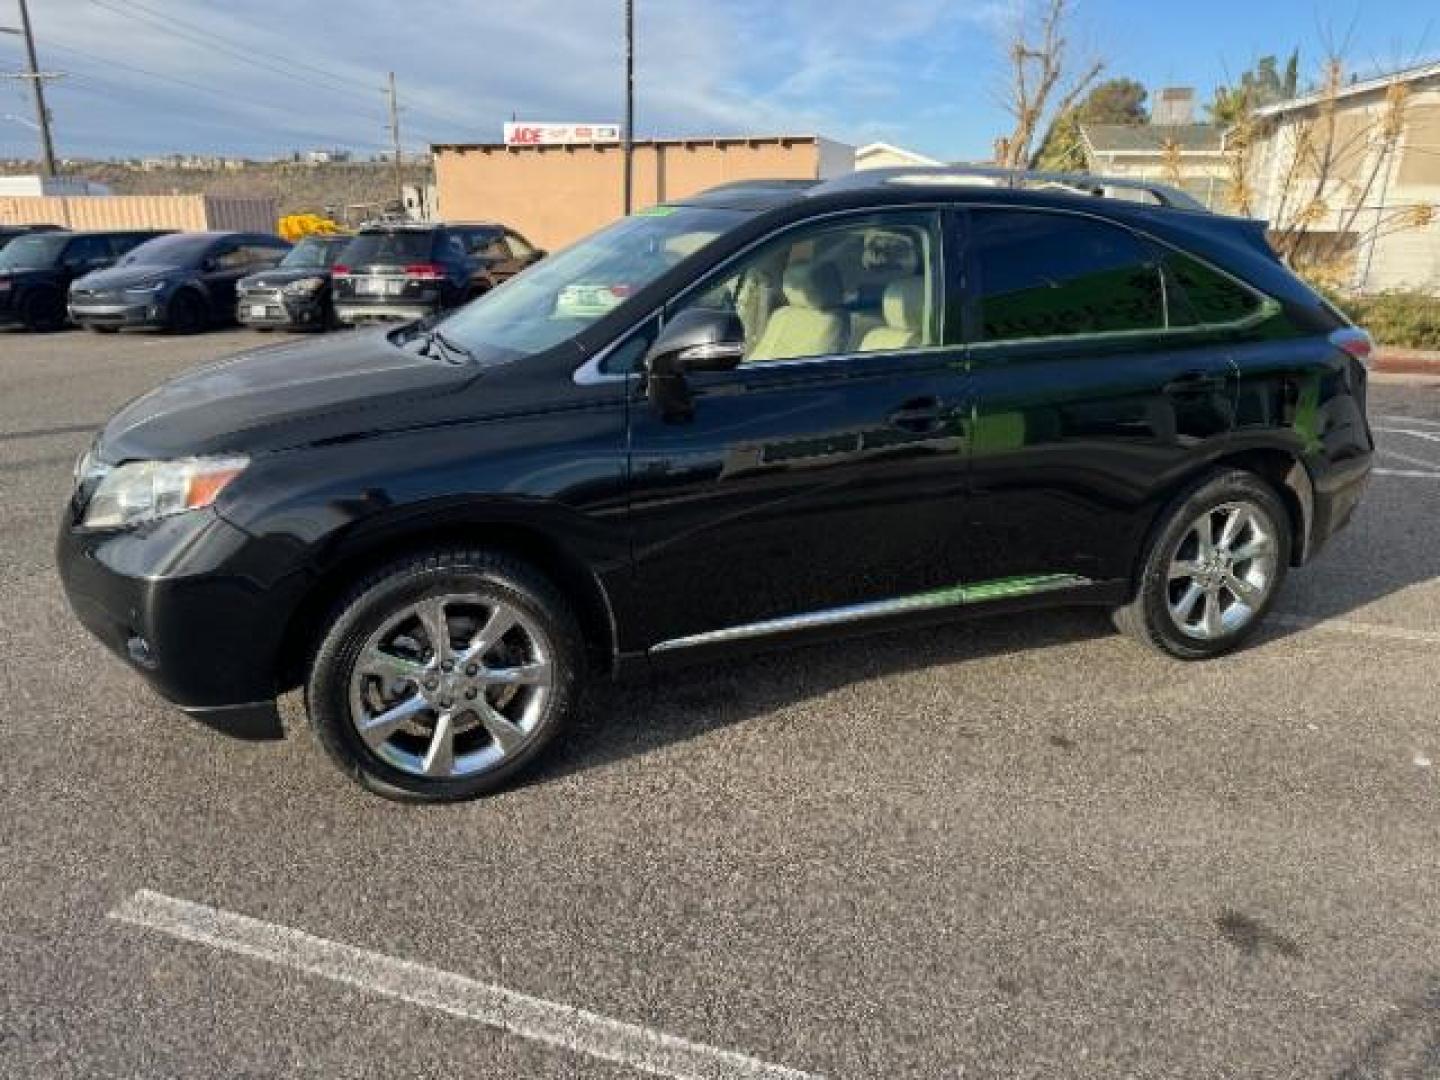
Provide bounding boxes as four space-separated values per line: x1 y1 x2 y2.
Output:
86 0 378 100
117 0 374 94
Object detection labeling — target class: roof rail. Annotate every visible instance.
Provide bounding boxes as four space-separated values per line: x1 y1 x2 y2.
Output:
811 164 1209 211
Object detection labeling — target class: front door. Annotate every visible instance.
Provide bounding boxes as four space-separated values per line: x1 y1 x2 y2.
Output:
624 208 973 650
959 207 1238 587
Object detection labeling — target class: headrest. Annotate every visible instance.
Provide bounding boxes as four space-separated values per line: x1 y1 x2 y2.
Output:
782 261 842 310
882 276 925 331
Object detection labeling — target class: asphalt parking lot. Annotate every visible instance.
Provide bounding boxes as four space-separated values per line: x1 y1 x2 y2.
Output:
3 326 1440 1079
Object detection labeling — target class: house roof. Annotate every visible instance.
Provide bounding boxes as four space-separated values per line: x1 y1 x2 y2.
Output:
1081 123 1226 154
1254 58 1440 117
855 142 942 166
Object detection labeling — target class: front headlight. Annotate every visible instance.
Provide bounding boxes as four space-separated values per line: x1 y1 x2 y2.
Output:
123 281 167 295
283 276 325 296
82 455 248 528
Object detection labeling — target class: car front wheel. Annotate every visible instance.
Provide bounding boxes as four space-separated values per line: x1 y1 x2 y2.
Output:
305 549 583 801
1114 469 1291 659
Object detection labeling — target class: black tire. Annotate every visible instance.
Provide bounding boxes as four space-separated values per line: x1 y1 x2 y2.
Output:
20 288 65 331
1113 469 1292 660
88 325 120 334
305 549 583 801
166 290 207 334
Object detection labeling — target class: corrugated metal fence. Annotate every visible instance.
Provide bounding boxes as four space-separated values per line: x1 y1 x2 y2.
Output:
0 194 277 234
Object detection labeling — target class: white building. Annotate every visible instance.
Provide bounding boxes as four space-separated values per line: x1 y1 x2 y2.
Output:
855 142 941 170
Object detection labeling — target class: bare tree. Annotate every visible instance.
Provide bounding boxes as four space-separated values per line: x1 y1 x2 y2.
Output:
994 0 1104 169
1225 53 1435 288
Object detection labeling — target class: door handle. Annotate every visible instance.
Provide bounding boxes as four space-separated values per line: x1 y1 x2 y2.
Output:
888 396 945 432
1163 370 1227 395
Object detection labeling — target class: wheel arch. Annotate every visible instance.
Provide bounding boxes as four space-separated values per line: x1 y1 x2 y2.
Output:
276 518 620 692
1130 445 1314 596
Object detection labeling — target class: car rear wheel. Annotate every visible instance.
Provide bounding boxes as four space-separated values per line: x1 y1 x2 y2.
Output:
1113 470 1291 659
167 290 206 334
305 549 583 801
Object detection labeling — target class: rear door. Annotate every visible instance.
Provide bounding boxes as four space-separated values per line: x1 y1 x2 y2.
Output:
960 207 1238 587
624 207 973 650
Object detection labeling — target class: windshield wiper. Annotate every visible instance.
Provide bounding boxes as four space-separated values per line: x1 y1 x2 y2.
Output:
418 326 476 364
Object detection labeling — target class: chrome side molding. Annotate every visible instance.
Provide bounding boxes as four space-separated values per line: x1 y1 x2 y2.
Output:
649 573 1092 653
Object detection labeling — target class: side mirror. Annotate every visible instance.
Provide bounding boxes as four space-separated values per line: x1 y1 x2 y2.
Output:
643 308 746 421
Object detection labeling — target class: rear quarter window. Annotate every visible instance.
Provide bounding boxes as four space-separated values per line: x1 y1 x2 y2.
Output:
1163 251 1265 326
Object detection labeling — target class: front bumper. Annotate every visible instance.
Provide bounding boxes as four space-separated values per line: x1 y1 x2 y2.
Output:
69 299 165 329
56 506 303 736
237 288 328 330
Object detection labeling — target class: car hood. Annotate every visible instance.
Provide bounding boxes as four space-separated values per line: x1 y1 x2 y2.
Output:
74 263 180 291
97 329 494 461
240 266 331 288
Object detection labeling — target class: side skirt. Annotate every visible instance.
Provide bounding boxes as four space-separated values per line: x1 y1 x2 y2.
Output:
649 573 1099 655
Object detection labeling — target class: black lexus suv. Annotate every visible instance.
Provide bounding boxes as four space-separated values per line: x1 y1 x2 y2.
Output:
332 220 543 326
0 229 168 330
58 168 1373 801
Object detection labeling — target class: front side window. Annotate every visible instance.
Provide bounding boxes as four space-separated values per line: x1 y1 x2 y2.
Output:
62 236 110 268
970 210 1165 343
669 210 942 364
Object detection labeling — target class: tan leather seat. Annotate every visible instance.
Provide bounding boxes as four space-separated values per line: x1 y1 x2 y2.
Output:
747 262 848 362
860 277 926 352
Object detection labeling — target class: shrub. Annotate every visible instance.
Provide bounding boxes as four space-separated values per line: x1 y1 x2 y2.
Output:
1331 292 1440 352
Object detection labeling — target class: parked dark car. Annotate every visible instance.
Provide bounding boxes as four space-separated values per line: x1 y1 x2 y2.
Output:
69 231 290 333
0 223 65 251
332 220 543 326
0 230 169 330
58 168 1373 801
236 234 352 331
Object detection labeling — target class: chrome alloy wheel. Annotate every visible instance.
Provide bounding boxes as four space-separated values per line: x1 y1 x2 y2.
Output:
1165 501 1279 641
347 593 553 778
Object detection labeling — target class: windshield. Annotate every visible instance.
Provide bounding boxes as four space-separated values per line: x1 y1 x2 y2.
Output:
282 236 346 268
119 233 215 268
0 233 69 270
433 206 749 362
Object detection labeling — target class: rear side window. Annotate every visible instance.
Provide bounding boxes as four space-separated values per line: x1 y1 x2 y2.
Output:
1163 251 1264 327
344 231 435 264
970 210 1165 342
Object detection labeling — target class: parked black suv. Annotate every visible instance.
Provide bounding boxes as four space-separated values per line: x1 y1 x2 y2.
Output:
332 220 543 326
0 229 168 330
0 223 64 251
236 234 352 331
58 168 1373 801
69 231 291 332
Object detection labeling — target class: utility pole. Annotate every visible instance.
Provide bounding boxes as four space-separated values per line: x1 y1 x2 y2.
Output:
386 71 402 207
4 0 58 176
622 0 634 214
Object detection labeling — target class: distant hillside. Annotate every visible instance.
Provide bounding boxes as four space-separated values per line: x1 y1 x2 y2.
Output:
0 161 432 223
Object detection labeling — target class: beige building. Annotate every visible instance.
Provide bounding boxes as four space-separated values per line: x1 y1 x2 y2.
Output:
432 134 854 252
1248 61 1440 293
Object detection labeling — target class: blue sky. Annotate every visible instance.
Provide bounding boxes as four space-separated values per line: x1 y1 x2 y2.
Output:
1 0 1434 161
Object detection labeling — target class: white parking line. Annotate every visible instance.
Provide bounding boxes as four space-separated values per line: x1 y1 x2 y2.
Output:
1270 613 1440 646
1374 426 1440 443
1374 468 1440 479
1377 415 1440 428
110 890 820 1080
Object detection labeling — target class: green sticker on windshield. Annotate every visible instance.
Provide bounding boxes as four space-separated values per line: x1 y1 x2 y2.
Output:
634 205 677 217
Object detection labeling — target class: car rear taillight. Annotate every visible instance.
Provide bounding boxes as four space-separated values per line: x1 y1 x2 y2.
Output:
1330 327 1374 369
405 263 445 280
331 264 351 277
